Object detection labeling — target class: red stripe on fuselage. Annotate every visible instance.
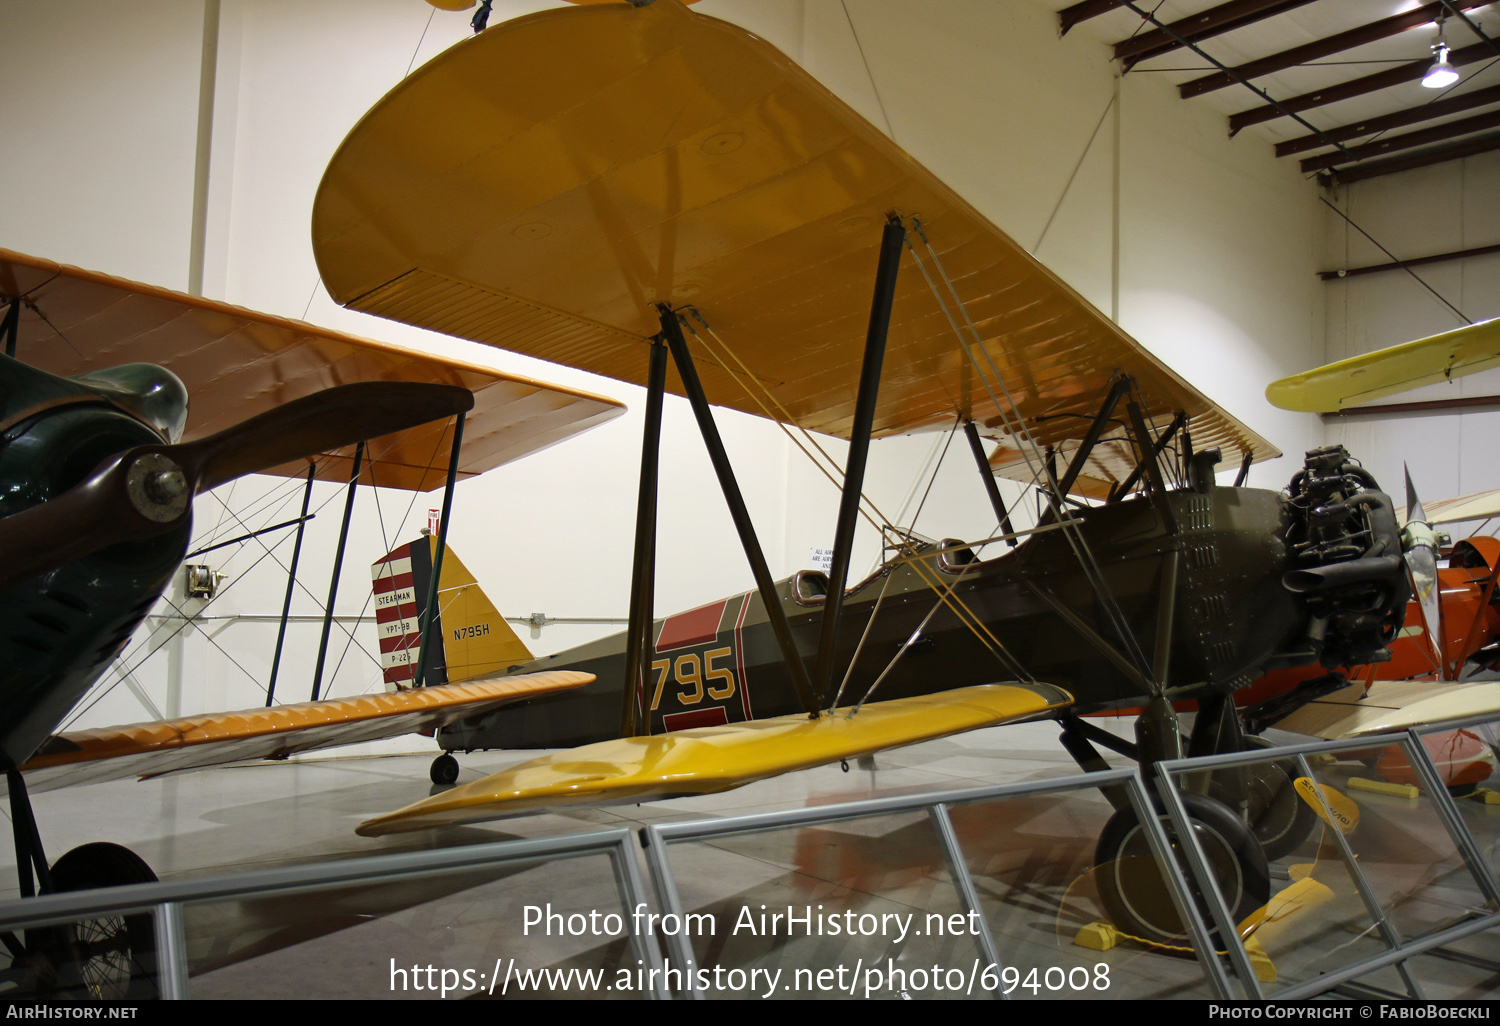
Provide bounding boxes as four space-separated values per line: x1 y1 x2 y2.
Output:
733 592 751 719
663 706 729 731
656 599 730 653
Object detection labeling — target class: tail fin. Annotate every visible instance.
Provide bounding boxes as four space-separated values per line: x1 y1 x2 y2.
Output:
371 536 533 688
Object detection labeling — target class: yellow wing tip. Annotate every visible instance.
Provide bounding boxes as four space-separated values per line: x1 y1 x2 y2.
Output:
1264 374 1322 413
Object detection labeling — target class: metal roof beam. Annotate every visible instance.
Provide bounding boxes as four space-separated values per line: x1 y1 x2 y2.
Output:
1228 40 1497 134
1321 129 1500 185
1115 0 1316 68
1301 107 1500 172
1060 0 1132 36
1319 241 1500 281
1276 84 1500 156
1181 0 1488 98
1115 1 1352 157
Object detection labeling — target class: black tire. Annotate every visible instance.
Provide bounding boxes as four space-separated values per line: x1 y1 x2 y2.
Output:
430 753 460 786
1094 792 1270 949
1214 735 1318 861
44 842 158 1000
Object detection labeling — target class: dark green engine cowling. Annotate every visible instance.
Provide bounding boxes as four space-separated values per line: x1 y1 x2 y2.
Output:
0 357 191 770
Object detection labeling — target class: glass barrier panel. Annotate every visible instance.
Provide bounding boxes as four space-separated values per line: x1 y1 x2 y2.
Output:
0 901 160 999
657 810 985 999
185 852 639 999
1416 717 1500 892
1166 739 1489 997
942 786 1218 999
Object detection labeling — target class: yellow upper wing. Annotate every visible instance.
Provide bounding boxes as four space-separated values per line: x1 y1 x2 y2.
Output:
313 0 1274 492
19 670 592 792
0 249 625 491
356 682 1072 835
1266 318 1500 414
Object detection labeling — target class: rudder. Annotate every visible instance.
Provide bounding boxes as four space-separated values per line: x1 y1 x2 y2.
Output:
371 536 532 688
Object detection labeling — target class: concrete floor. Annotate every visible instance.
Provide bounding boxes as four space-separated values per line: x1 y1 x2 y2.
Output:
3 718 1498 1000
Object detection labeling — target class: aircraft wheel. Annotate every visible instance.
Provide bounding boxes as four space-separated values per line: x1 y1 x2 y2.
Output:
41 843 158 1000
1211 736 1317 861
1094 792 1269 950
430 753 460 785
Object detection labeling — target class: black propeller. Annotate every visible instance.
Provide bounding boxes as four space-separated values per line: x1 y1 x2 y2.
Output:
0 381 473 591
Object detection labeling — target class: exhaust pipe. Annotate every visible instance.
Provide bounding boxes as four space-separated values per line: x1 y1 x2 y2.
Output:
1283 555 1403 594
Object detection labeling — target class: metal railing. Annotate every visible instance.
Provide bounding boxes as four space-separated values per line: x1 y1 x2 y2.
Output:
1 714 1496 999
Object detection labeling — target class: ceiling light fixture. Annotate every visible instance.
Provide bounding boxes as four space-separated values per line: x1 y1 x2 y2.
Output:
1423 18 1460 89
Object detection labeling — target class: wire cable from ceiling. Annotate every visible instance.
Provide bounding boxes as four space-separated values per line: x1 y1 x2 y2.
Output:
1320 197 1471 326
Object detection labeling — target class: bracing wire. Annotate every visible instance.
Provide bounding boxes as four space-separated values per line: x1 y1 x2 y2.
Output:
904 218 1153 676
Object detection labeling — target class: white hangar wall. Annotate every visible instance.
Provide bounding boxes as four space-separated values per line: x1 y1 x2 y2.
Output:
1322 151 1500 517
1 0 1337 739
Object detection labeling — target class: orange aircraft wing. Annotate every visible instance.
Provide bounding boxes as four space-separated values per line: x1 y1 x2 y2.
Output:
0 249 625 491
312 0 1275 498
17 670 592 793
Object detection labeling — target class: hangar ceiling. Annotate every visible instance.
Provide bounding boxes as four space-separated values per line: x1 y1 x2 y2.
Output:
1052 0 1500 186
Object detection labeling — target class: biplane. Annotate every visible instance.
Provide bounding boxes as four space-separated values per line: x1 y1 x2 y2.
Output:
0 248 622 994
303 0 1420 947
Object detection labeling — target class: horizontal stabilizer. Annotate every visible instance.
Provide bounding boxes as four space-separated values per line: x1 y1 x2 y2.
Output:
1271 678 1500 740
17 670 591 792
357 682 1072 836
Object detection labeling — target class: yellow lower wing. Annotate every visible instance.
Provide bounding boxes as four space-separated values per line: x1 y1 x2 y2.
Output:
357 682 1072 836
1265 317 1500 413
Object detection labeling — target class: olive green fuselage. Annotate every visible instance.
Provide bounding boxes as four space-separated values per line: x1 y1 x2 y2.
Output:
441 485 1306 752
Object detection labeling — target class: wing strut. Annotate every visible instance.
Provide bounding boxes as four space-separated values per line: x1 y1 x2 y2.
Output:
660 308 821 717
310 442 364 702
415 411 466 688
620 339 668 737
1107 409 1186 503
963 421 1017 547
1058 376 1131 498
1 299 18 360
811 217 906 707
265 463 315 707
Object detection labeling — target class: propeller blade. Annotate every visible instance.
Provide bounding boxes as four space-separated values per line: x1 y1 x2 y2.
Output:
178 382 473 492
0 382 473 591
1405 464 1429 527
1401 464 1442 668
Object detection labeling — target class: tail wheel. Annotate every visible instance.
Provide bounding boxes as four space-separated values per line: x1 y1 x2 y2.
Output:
1094 792 1269 950
42 842 159 999
430 753 460 785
